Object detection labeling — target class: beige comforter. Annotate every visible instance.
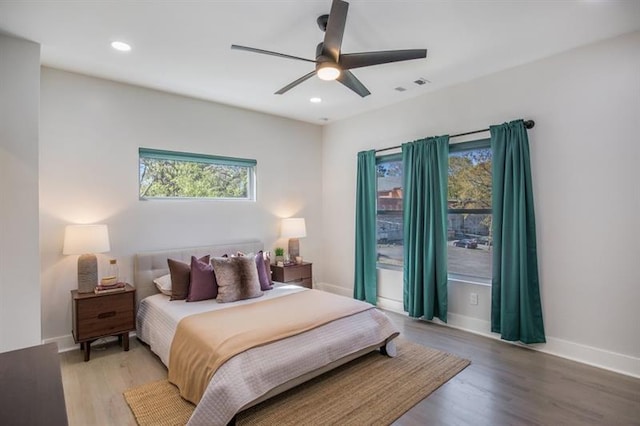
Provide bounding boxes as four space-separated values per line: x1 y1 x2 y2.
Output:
168 289 373 404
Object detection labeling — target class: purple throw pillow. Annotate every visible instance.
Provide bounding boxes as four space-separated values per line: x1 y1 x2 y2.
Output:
263 252 273 286
255 251 273 291
186 256 217 302
168 255 210 301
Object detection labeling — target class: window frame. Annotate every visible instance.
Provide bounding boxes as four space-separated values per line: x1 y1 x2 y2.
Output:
138 148 257 201
374 138 494 284
447 138 492 283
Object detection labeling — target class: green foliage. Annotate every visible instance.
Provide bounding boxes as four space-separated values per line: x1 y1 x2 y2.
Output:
274 247 285 256
377 161 403 178
139 158 249 198
448 148 491 209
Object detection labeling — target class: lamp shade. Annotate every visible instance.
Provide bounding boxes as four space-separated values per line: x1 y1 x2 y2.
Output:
281 218 306 239
63 224 111 255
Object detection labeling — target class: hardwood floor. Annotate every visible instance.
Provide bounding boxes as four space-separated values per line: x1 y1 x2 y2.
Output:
59 311 640 425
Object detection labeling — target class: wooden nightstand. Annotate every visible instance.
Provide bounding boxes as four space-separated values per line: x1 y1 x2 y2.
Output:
270 262 313 289
71 284 136 362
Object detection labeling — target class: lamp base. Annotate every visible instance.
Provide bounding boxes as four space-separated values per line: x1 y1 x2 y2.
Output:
288 238 300 260
77 253 98 293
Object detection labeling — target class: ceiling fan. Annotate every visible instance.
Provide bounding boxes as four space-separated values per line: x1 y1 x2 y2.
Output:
231 0 427 97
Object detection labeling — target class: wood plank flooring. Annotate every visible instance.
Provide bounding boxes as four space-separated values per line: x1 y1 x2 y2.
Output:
59 311 640 425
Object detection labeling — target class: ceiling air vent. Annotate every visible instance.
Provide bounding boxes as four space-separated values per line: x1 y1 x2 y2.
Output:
413 78 430 86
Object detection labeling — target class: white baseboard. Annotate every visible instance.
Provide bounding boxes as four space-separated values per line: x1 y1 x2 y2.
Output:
43 334 78 353
377 296 404 314
540 336 640 379
43 332 137 354
439 312 639 378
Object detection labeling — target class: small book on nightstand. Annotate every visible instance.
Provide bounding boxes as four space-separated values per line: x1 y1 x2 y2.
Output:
94 282 126 294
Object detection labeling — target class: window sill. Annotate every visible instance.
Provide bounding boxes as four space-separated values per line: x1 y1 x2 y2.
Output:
376 263 403 272
448 273 491 287
375 265 491 287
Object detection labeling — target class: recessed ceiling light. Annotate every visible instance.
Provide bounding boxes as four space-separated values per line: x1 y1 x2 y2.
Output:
310 97 322 103
111 41 132 52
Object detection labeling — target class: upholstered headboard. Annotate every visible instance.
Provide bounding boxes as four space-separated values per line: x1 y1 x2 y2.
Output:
133 240 264 306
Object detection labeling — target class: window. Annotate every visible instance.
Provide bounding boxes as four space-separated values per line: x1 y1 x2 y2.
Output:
376 154 403 268
447 139 492 281
139 148 256 200
375 139 493 282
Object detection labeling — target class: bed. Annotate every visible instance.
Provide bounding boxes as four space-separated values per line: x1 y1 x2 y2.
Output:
134 240 399 425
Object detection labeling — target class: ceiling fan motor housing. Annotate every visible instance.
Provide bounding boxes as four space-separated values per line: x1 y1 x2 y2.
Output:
317 14 329 32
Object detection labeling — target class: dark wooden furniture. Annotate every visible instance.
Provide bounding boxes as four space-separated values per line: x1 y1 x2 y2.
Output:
71 284 136 362
0 342 68 426
270 262 312 288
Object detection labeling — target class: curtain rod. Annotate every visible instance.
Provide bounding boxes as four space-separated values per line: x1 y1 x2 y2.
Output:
374 119 535 154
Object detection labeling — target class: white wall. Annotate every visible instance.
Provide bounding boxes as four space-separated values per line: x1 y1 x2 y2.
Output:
39 68 323 343
320 32 640 377
0 34 41 352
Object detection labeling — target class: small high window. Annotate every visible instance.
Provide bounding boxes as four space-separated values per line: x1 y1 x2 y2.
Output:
139 148 256 200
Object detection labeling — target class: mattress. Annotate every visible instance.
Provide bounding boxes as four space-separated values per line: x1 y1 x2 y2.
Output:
136 284 399 425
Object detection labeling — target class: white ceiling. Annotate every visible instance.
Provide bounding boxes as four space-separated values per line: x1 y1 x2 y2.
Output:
1 1 639 125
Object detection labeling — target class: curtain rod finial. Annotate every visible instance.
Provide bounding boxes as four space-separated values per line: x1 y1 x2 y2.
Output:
524 120 535 129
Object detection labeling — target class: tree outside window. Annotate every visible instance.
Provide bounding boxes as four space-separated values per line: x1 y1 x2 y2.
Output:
139 148 256 200
448 140 492 280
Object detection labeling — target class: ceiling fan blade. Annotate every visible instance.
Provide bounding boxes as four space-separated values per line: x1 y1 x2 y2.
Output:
275 71 317 95
323 0 349 62
340 49 427 70
337 70 370 97
231 44 316 64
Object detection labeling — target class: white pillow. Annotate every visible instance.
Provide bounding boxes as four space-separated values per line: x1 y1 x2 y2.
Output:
153 274 172 296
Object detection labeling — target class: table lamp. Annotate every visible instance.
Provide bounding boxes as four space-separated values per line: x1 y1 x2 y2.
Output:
63 224 111 293
281 218 306 261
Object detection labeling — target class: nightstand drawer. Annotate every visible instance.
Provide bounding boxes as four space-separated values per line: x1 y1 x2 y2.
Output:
285 265 311 281
271 262 313 288
76 292 132 320
76 309 135 341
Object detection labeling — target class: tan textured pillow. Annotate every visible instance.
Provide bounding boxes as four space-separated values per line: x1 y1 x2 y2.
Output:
212 256 263 303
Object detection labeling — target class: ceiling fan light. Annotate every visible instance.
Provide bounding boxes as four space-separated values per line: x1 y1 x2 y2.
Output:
317 63 341 81
111 41 132 52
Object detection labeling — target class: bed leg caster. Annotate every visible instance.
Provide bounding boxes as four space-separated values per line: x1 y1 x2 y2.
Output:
380 340 397 358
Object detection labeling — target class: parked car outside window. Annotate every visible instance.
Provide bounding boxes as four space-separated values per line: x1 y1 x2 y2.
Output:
453 239 478 249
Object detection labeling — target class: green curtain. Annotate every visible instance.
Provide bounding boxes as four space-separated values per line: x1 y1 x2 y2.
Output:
490 120 546 343
354 150 378 304
402 136 449 321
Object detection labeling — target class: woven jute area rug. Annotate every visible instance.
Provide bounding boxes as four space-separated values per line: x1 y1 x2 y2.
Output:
124 338 470 426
